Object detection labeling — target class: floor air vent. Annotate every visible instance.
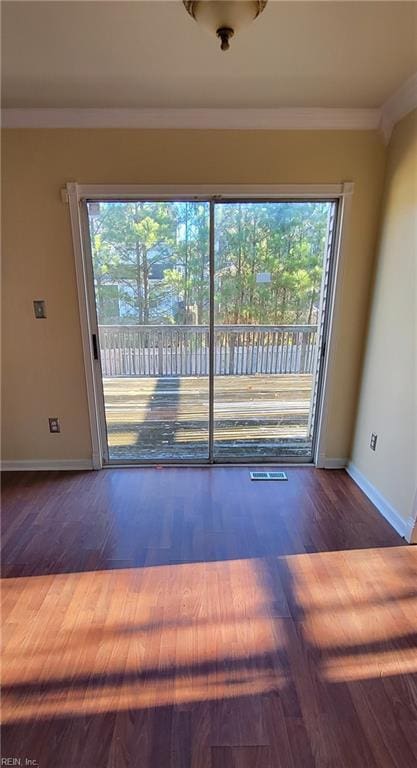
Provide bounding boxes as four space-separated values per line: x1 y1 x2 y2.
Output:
250 471 288 481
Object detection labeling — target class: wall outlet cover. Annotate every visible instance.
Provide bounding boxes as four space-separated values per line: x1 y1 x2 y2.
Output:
33 300 47 319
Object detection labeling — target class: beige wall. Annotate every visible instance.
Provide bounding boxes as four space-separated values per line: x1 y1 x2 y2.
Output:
351 110 417 529
1 129 386 463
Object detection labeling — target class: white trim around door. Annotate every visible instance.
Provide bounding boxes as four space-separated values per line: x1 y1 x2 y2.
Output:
66 182 354 469
313 183 354 468
67 183 104 469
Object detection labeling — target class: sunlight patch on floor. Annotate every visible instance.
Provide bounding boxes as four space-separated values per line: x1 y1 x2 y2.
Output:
281 546 417 682
2 546 416 722
2 558 286 722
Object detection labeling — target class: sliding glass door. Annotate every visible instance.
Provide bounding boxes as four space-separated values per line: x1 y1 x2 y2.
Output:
213 201 334 460
87 201 210 461
86 197 336 463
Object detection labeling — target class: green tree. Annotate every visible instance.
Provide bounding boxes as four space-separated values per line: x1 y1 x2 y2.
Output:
89 200 330 327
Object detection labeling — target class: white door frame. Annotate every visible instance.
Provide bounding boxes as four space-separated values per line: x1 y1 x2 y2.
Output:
66 182 354 469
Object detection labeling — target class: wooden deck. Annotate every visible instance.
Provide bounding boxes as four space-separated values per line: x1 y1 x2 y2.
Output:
103 374 313 460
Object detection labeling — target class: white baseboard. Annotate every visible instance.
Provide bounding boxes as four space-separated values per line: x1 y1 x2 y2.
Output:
346 462 415 542
1 459 93 471
316 457 347 469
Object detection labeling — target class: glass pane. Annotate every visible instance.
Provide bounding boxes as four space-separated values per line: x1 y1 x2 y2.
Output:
213 201 333 460
88 201 210 461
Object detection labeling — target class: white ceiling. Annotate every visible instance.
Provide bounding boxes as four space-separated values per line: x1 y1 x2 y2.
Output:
2 1 417 110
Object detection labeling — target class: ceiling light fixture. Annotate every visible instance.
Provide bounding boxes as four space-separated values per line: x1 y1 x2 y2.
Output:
183 1 268 51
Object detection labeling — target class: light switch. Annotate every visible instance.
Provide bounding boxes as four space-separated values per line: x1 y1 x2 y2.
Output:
33 300 47 319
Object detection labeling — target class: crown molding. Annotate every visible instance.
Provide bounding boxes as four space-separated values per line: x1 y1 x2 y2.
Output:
3 73 416 140
1 106 381 132
379 72 417 143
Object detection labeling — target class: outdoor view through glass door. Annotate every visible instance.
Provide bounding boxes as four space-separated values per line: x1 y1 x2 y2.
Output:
87 198 336 462
213 201 334 459
88 201 210 461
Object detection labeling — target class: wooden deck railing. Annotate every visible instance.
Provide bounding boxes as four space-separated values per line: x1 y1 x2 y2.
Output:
98 324 318 377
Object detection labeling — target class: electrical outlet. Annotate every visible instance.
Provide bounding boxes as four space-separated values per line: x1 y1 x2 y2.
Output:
49 417 60 433
370 432 377 451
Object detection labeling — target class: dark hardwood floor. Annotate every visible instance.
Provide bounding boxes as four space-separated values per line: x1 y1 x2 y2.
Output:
1 467 416 768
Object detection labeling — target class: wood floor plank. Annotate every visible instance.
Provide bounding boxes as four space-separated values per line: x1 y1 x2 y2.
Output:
211 746 272 768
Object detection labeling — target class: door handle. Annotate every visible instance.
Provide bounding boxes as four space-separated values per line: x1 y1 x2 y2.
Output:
92 333 99 360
